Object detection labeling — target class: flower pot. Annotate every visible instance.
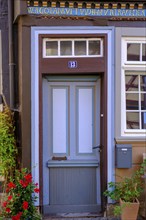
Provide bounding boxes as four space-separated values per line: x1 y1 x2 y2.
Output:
120 198 140 220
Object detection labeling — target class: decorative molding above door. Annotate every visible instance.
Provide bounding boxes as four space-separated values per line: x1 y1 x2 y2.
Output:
27 1 146 19
27 1 146 10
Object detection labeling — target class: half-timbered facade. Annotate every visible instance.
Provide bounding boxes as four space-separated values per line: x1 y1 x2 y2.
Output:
0 0 146 215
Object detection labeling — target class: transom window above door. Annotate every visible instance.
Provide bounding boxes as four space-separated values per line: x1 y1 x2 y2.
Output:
43 38 103 58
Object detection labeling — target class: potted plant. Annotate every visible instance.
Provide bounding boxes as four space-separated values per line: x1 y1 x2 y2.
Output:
104 160 146 220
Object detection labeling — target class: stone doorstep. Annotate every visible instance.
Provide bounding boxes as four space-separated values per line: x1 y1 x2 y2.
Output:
43 217 119 220
54 213 102 218
43 215 144 220
43 213 102 219
43 218 118 220
43 212 119 220
43 209 145 219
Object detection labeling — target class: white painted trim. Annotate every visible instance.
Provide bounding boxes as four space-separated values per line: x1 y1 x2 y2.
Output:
106 28 115 201
121 37 146 137
31 26 115 205
31 29 40 205
122 37 146 65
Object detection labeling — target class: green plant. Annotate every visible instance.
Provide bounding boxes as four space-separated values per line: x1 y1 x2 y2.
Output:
104 160 146 216
0 105 18 183
1 168 41 220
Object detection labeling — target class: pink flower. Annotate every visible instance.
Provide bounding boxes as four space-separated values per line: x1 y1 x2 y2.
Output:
12 212 22 220
6 188 9 193
19 179 28 188
24 173 32 183
6 207 11 213
34 188 40 193
7 182 16 189
2 201 7 207
8 195 12 200
22 201 29 210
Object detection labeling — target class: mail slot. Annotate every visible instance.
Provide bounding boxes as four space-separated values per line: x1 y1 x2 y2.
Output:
116 144 132 168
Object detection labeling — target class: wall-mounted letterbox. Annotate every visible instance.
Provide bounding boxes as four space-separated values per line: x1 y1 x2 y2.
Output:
115 144 132 168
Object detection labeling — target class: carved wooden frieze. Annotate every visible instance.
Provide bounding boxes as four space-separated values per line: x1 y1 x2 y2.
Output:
27 1 146 10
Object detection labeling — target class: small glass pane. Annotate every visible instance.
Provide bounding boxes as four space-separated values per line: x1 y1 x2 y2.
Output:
75 41 86 56
89 40 100 55
141 112 146 129
46 41 58 56
125 75 138 91
126 112 139 129
126 93 139 110
60 41 72 56
142 43 146 61
140 75 146 91
127 43 140 61
141 94 146 110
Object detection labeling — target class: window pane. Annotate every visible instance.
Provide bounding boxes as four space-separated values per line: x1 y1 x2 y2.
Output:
127 43 140 61
125 75 138 91
75 41 86 55
46 41 58 56
142 43 146 61
60 41 72 56
126 112 139 129
126 93 139 110
141 112 146 129
140 75 146 91
89 40 100 55
141 94 146 110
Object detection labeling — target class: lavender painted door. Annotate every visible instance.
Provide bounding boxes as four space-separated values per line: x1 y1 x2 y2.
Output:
43 76 101 214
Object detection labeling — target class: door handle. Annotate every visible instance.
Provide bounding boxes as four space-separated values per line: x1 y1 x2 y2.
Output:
92 145 103 152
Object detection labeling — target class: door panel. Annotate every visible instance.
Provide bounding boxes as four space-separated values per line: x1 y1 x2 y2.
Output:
43 76 101 214
52 87 68 154
77 87 93 153
50 167 96 205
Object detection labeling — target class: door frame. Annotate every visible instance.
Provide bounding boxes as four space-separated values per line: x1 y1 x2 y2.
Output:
31 26 115 211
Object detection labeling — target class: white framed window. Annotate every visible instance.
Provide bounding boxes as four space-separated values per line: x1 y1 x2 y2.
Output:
43 38 103 58
121 38 146 136
122 37 146 65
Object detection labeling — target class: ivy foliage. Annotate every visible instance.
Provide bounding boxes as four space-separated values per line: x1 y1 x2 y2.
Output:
0 106 18 183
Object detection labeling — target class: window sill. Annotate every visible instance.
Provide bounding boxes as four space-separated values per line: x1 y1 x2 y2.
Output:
115 137 146 143
122 130 146 136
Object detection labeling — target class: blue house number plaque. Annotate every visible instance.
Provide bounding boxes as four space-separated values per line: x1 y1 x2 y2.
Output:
68 61 77 68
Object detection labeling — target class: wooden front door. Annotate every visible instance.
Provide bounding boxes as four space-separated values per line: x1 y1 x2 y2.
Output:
42 75 101 214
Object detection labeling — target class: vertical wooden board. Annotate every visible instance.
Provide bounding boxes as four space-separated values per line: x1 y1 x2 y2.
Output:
49 167 97 205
